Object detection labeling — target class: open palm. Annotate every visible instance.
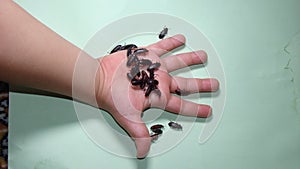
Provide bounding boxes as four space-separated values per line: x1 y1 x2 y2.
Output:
96 34 219 158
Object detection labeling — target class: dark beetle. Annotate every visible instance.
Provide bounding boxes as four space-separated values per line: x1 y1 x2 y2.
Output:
124 44 138 57
150 124 164 132
150 133 160 142
139 70 149 89
146 79 159 86
140 82 146 89
152 128 163 135
130 65 140 77
130 69 142 86
144 69 160 97
120 44 138 50
139 59 152 66
133 48 149 55
110 45 122 54
127 48 133 57
175 88 190 96
150 124 164 142
159 27 168 39
145 85 155 96
127 73 134 81
148 69 155 79
131 78 143 86
141 70 148 79
139 70 148 82
110 44 138 54
147 62 161 71
126 54 138 67
168 121 182 130
145 85 159 97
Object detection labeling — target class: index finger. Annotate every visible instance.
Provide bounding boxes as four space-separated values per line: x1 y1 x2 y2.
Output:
147 34 186 56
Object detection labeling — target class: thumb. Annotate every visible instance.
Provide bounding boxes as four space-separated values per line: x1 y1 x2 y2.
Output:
115 114 151 158
133 125 152 159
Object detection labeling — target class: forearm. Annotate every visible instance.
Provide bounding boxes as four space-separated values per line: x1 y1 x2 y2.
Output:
0 0 100 106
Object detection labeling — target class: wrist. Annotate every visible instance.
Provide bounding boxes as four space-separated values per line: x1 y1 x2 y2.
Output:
95 58 106 108
72 52 100 107
94 57 112 110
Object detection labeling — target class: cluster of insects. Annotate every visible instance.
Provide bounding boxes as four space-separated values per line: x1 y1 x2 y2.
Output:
126 48 162 97
109 27 170 96
110 45 163 97
150 121 182 142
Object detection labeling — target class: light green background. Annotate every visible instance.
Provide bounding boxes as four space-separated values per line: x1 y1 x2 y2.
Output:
9 0 300 169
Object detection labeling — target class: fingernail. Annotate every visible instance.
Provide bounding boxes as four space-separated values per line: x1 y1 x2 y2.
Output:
202 78 219 91
199 105 212 117
210 78 219 91
172 34 186 44
195 50 208 63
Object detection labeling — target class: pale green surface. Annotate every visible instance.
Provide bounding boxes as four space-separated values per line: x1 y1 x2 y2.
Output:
9 0 300 169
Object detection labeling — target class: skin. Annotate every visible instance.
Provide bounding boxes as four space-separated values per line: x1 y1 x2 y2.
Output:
0 0 219 158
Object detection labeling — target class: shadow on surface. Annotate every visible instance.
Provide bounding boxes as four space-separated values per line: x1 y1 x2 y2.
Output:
10 85 72 100
133 157 150 169
9 85 78 136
